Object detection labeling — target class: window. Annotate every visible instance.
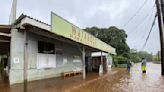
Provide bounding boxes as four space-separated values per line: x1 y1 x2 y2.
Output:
37 41 56 69
38 41 55 54
37 54 56 69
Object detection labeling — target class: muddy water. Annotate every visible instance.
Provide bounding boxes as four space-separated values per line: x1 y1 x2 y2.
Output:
0 63 164 92
0 70 10 92
70 63 164 92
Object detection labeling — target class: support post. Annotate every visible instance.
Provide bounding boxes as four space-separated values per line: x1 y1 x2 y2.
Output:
101 52 103 64
99 52 103 76
24 31 28 92
82 47 86 79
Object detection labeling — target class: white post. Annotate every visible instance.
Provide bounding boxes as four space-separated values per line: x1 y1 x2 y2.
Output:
99 51 103 76
82 47 86 79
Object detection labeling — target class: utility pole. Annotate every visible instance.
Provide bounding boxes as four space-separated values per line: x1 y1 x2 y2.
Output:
9 0 17 24
160 0 164 22
156 0 164 75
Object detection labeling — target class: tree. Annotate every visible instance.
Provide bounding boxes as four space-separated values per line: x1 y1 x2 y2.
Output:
137 51 153 61
129 49 141 63
84 26 130 57
153 51 161 63
129 49 153 63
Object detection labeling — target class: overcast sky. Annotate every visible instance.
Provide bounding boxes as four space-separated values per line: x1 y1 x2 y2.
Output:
0 0 160 54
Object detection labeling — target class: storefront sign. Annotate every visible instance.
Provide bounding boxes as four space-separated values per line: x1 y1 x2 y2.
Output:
51 12 116 54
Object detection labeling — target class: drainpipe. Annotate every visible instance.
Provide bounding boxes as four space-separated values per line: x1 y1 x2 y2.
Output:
24 30 28 92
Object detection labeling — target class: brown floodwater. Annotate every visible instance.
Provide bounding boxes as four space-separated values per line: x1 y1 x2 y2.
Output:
70 63 164 92
0 63 164 92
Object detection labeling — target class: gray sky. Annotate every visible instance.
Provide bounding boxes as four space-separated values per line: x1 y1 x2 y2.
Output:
0 0 160 54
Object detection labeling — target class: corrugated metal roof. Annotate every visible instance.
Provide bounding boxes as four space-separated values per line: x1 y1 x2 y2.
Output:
15 14 50 26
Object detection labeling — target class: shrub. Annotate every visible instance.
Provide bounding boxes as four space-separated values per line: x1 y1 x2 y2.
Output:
113 55 128 65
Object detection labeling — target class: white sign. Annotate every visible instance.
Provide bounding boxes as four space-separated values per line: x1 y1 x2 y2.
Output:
13 57 20 64
73 59 81 63
37 53 56 69
63 58 67 64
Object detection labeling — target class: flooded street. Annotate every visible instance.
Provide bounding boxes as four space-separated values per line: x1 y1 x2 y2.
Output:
1 63 164 92
1 0 164 92
68 63 164 92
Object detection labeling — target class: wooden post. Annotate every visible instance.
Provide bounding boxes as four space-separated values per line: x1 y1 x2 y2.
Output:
91 55 92 72
156 0 164 75
160 0 164 22
24 31 28 92
82 47 86 79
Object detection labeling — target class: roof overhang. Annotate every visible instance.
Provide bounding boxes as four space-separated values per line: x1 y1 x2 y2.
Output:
0 25 11 43
0 25 11 37
92 52 108 57
16 14 116 55
20 17 50 31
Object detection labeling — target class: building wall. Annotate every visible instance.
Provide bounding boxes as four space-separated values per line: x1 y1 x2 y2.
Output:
10 31 84 84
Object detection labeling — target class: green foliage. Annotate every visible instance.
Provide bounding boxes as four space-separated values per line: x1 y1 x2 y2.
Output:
84 26 153 64
137 51 153 61
153 56 160 61
129 49 153 63
112 55 128 67
113 55 128 64
85 26 130 57
85 26 130 67
152 51 161 63
129 53 141 63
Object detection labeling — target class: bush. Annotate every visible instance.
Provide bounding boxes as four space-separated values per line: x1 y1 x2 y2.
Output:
130 55 141 63
113 55 128 65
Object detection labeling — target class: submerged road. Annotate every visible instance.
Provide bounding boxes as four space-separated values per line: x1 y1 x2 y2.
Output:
1 63 164 92
70 63 164 92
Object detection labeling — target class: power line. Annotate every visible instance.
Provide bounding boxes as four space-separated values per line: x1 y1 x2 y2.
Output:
141 13 157 50
140 9 155 40
132 6 156 42
127 4 156 47
123 0 149 28
128 4 155 38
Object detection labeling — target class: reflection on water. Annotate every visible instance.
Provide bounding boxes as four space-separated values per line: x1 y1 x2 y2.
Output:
71 63 164 92
0 70 10 92
111 63 164 92
0 63 164 92
141 73 146 79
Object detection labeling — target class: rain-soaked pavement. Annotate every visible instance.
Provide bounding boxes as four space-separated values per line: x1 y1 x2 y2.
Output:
1 62 164 92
